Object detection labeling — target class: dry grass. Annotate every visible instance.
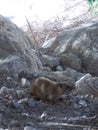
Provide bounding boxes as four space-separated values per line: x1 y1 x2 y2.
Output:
21 1 98 45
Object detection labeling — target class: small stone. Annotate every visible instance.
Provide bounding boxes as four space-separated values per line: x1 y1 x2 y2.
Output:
21 78 30 87
16 90 25 99
27 98 36 108
9 95 13 100
40 112 47 119
74 111 81 116
73 103 79 109
84 108 90 113
42 54 60 68
13 102 24 110
39 112 48 121
0 87 8 94
79 100 87 107
42 66 51 71
56 65 63 71
83 128 89 130
7 76 12 81
24 126 37 130
18 98 28 104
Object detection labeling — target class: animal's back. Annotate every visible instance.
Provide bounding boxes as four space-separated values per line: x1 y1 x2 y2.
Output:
32 77 61 102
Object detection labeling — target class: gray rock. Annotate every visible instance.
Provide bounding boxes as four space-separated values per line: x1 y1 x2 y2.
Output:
65 67 84 81
0 15 42 77
42 66 51 71
41 20 98 76
42 37 56 48
58 53 82 71
0 87 8 94
42 54 60 68
56 65 63 71
21 78 30 87
75 73 92 95
73 103 79 109
75 74 98 96
16 90 25 99
24 126 37 130
8 95 14 100
74 111 81 116
18 98 28 104
79 100 87 107
39 70 75 85
40 112 47 119
83 128 88 130
27 98 36 108
84 108 90 113
13 102 24 110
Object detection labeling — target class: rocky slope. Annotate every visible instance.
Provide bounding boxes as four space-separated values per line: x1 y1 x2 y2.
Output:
0 15 98 130
0 15 42 78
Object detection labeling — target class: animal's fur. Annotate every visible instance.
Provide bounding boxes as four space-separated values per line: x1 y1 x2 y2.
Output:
32 77 73 103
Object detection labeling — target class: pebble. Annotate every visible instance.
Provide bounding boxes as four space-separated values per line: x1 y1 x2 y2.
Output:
42 66 51 71
18 98 28 104
27 98 36 108
24 126 37 130
56 65 63 71
21 78 30 87
73 103 79 109
7 76 12 81
40 112 47 119
83 128 90 130
16 90 25 99
0 87 8 94
84 108 90 113
79 100 87 107
13 102 24 110
8 95 13 100
74 111 81 116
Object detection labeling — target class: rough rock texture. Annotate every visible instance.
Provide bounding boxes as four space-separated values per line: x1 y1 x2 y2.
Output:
0 75 97 130
41 19 98 75
0 15 42 77
0 15 98 130
41 54 60 68
75 73 98 96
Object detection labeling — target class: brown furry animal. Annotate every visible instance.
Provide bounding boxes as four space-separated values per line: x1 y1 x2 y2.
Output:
32 77 73 103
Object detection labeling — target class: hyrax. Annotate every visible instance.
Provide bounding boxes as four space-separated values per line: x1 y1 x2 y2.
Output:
32 77 73 103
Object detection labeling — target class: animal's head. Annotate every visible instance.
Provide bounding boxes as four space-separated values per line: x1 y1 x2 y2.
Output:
57 82 74 93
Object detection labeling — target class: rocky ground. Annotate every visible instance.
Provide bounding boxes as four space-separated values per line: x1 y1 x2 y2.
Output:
0 74 98 130
1 14 98 130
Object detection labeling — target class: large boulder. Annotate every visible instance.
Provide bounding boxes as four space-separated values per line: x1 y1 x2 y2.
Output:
0 15 42 77
75 73 98 96
41 19 98 75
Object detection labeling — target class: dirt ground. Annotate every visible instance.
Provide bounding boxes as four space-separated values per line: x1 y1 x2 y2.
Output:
0 74 98 130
